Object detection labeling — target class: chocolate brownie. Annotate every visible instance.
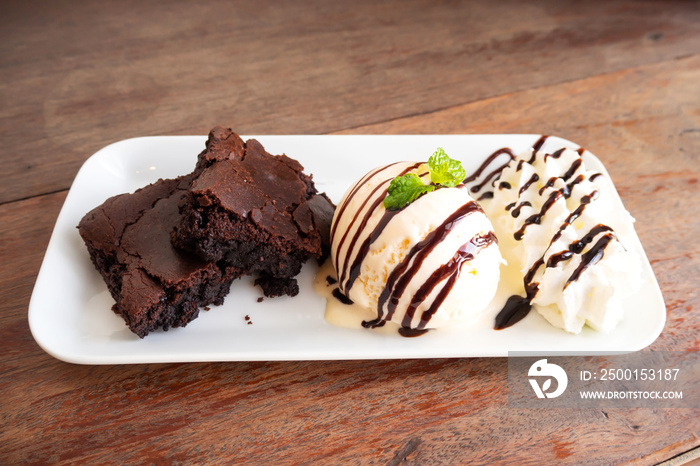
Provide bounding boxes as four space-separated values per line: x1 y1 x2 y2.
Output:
173 127 335 297
78 174 243 338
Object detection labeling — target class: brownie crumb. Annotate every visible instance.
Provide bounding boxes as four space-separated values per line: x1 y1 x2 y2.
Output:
254 275 300 297
257 297 264 303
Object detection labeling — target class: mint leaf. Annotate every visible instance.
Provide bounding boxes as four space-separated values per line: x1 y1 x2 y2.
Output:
382 148 464 210
383 173 435 210
428 147 466 188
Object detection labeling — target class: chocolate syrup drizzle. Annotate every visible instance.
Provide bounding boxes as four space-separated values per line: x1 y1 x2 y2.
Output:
539 177 558 195
494 294 533 330
335 162 424 293
513 172 588 241
330 162 401 242
510 201 531 218
565 233 614 289
332 287 354 305
464 135 551 197
464 148 517 199
532 135 549 152
397 327 430 337
544 148 566 161
519 174 539 195
363 201 496 333
408 231 498 330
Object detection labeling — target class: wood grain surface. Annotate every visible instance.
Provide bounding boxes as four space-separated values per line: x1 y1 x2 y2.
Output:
1 0 698 464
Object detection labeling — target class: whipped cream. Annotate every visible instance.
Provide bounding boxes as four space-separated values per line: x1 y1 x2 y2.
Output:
479 146 641 333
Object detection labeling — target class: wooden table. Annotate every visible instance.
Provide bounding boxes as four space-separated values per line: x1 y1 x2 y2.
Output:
2 1 699 463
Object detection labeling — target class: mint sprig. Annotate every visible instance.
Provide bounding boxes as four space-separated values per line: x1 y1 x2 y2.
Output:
384 173 435 210
383 148 465 210
428 147 466 187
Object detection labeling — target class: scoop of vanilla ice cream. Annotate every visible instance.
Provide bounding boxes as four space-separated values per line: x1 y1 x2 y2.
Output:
481 147 641 333
331 161 503 330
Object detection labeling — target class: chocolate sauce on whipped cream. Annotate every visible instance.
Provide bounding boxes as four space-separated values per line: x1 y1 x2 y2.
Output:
513 174 590 241
565 233 614 289
510 201 531 218
532 135 550 153
465 148 517 199
464 136 553 198
519 174 539 195
544 148 566 161
481 137 617 330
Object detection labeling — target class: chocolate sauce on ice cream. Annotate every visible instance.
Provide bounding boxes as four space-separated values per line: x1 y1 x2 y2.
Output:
331 160 503 336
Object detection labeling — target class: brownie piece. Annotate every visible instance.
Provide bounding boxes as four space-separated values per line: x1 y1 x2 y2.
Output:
173 127 335 297
78 174 243 338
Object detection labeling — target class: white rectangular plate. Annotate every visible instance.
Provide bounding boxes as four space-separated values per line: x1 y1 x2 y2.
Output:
29 135 665 364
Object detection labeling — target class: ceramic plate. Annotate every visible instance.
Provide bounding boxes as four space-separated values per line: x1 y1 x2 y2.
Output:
28 135 665 364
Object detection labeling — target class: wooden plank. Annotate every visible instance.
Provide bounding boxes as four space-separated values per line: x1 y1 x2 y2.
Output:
1 0 700 203
0 192 66 372
1 59 699 463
